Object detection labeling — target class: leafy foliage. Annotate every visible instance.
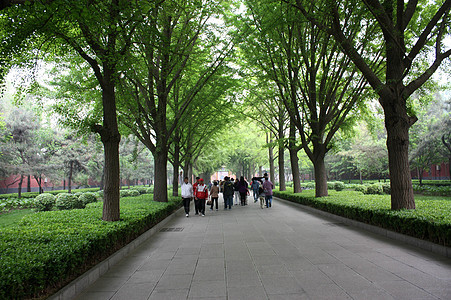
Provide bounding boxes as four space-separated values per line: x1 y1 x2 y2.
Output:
78 192 97 206
0 194 181 299
274 190 451 247
55 193 84 210
34 193 56 212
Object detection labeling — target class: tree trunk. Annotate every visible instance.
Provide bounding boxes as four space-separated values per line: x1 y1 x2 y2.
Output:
289 123 301 193
419 167 423 186
172 131 181 197
99 70 121 221
18 175 23 199
267 132 276 184
68 161 73 193
359 169 363 185
382 96 415 210
153 144 169 202
313 147 328 197
27 175 31 192
278 140 286 191
172 161 179 197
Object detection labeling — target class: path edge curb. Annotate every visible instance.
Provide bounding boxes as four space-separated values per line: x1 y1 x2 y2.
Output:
48 206 184 300
275 197 451 258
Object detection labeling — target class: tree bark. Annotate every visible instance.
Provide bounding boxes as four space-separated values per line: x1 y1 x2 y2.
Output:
172 161 179 197
153 144 169 202
68 161 73 193
98 69 121 221
289 122 302 193
383 99 415 209
278 115 286 191
312 145 328 197
172 130 181 197
267 132 276 184
27 175 31 192
18 175 23 198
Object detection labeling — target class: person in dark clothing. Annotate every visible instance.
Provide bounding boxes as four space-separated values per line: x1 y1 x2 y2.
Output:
233 178 240 205
222 176 234 209
237 176 249 206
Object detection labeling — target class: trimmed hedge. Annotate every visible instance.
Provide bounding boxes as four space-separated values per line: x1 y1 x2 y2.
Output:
55 193 84 210
274 189 451 247
0 194 181 299
0 187 101 200
34 194 56 212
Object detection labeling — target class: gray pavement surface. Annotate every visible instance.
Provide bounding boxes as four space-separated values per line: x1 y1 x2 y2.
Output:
75 195 451 300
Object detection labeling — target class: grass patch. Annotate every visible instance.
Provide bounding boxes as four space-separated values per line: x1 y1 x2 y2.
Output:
0 194 181 299
0 209 34 228
274 189 451 247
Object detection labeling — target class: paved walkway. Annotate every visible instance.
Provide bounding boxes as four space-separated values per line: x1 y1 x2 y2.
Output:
75 196 451 300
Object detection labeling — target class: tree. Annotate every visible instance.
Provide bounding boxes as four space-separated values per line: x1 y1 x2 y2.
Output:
241 81 290 190
118 0 233 202
410 93 451 183
0 106 58 196
1 0 146 220
292 0 451 209
242 0 373 197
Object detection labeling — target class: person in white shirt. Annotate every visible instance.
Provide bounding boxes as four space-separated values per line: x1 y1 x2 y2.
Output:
181 177 193 217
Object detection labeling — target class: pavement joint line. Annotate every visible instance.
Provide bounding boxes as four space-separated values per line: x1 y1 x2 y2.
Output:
275 196 451 258
48 206 185 300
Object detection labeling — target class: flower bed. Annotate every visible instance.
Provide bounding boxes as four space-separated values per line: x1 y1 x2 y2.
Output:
0 194 181 299
274 189 451 247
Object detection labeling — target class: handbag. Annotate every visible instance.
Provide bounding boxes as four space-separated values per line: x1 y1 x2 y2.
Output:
207 199 212 205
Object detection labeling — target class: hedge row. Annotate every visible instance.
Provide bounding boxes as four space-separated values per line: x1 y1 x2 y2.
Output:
0 194 181 299
0 187 101 200
0 186 154 212
273 190 451 247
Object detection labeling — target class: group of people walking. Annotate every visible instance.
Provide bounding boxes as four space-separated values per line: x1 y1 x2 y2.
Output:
181 174 274 217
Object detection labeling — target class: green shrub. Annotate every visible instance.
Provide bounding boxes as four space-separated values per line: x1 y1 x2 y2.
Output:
120 190 131 197
273 190 451 248
381 183 391 194
34 194 56 212
364 183 384 195
0 197 36 212
131 186 148 194
334 181 346 191
146 187 154 194
55 193 85 210
302 182 315 189
74 192 84 198
79 192 97 205
354 185 367 193
0 195 181 299
128 190 140 197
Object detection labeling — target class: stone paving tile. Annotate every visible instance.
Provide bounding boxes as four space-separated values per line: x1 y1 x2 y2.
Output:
110 282 155 300
193 266 225 281
148 288 189 300
73 196 451 300
188 280 226 298
74 291 115 300
226 272 262 287
83 276 128 292
260 275 305 295
227 284 267 300
154 274 192 290
302 283 352 300
375 280 438 299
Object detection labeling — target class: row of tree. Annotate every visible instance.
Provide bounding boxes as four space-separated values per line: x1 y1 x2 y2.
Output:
233 0 450 210
0 0 450 221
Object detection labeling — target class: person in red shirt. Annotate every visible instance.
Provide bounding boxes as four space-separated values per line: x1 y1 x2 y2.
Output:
192 177 200 215
194 178 208 216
